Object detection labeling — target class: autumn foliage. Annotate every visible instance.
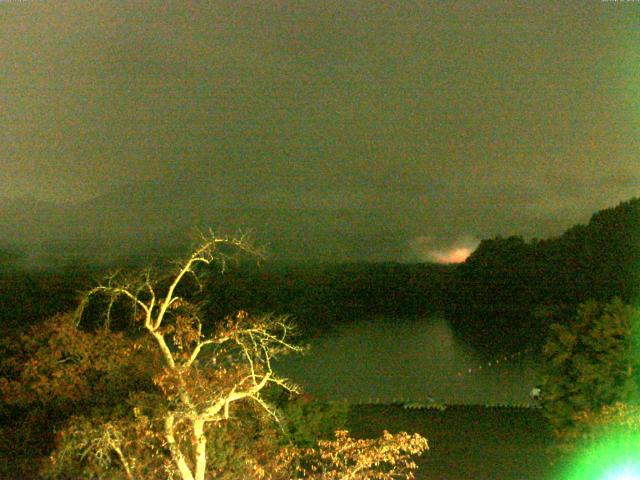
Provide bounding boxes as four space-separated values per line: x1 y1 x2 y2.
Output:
0 233 428 479
1 312 152 405
284 429 429 480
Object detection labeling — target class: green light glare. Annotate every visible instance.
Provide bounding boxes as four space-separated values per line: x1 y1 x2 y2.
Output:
602 464 640 480
563 431 640 480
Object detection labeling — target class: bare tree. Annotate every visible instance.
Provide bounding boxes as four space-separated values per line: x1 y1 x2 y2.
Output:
3 232 428 479
71 232 302 480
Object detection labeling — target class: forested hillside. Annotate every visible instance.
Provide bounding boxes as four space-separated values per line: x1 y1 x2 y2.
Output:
445 197 640 354
1 198 637 354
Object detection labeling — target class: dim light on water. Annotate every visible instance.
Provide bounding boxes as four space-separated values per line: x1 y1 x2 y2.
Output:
563 431 640 480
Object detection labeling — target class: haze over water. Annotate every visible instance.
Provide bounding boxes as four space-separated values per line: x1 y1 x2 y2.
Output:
275 316 541 405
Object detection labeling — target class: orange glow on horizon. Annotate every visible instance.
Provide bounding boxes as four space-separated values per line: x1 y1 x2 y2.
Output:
430 247 471 264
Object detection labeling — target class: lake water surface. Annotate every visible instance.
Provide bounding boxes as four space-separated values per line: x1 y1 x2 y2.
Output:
274 315 541 405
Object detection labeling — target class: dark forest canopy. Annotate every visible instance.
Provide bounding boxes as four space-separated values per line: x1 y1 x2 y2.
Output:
446 197 640 354
0 197 638 354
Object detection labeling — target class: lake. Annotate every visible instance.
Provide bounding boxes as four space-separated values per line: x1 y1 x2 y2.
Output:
274 315 541 405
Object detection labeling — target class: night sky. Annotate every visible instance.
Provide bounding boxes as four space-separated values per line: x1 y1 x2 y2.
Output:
2 1 639 262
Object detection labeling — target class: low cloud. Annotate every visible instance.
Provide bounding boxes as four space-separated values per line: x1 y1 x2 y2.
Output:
408 235 480 264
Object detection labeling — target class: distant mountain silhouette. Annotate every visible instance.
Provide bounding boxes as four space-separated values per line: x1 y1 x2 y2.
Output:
0 196 69 245
0 177 407 265
2 173 637 269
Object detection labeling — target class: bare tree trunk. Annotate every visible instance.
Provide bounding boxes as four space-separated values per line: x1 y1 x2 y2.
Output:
112 444 134 480
150 331 177 369
165 415 195 480
193 418 207 480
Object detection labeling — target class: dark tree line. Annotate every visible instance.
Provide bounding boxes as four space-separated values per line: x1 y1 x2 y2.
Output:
199 262 453 338
1 197 637 357
445 197 640 355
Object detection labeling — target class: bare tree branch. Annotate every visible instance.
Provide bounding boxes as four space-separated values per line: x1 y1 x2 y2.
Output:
67 233 300 480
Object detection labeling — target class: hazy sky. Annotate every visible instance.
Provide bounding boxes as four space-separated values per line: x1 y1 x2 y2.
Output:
2 1 639 261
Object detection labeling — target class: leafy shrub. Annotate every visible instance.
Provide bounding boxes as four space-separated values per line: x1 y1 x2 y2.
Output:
541 298 640 435
550 402 640 463
278 394 349 447
574 402 640 440
204 402 287 480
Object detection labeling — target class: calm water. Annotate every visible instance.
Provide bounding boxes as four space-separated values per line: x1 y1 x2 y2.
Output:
274 315 541 405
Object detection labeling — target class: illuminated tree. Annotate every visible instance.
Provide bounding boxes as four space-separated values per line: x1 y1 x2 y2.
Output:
280 429 428 480
2 232 428 479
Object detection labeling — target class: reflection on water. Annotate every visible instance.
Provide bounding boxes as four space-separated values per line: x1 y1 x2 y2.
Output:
274 316 541 405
